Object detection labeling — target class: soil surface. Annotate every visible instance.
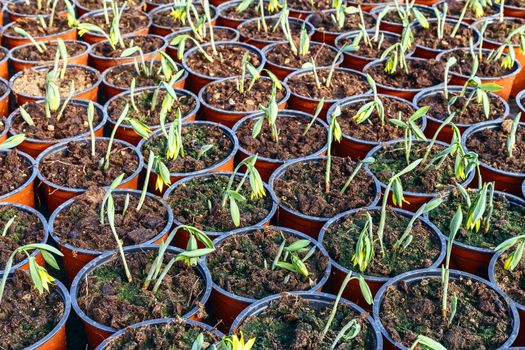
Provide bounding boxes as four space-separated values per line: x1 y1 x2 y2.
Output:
53 187 169 251
185 44 261 77
166 174 274 232
4 16 70 37
438 0 498 20
239 17 304 42
381 6 434 23
366 59 445 90
0 271 65 350
169 27 238 49
0 151 32 197
105 62 184 88
338 33 399 59
381 275 513 349
220 1 277 20
307 10 375 33
287 69 368 100
266 42 337 68
38 139 140 189
494 250 525 306
151 4 212 30
76 0 143 10
287 0 333 11
82 10 149 36
414 22 473 51
439 49 516 77
92 36 165 58
77 249 206 329
11 41 87 62
207 226 329 299
483 19 525 45
273 157 377 218
7 0 65 15
239 293 376 349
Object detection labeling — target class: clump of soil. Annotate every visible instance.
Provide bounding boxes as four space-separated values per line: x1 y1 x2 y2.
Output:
103 318 221 350
4 16 70 37
307 10 375 33
11 41 86 62
239 293 376 349
266 42 337 68
380 275 513 349
324 209 441 277
81 10 149 36
287 69 368 100
483 19 525 45
142 123 234 174
239 17 304 42
10 102 104 141
76 249 206 329
105 62 184 88
169 27 238 50
203 78 286 112
0 270 65 350
76 0 143 10
338 95 415 142
53 187 169 251
166 174 274 232
414 22 473 51
0 151 32 197
273 157 377 218
466 121 525 173
7 0 65 15
207 227 329 299
107 89 196 126
38 139 140 189
237 114 326 160
92 36 165 58
185 44 261 77
369 142 461 193
12 66 98 97
152 4 212 30
366 59 445 90
287 0 333 11
438 0 498 20
0 206 45 270
494 250 525 306
440 49 516 77
220 1 275 20
337 33 399 59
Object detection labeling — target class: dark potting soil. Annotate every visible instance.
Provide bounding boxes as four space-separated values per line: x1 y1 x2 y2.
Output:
0 205 45 270
207 226 329 299
440 49 516 77
166 174 274 232
236 114 327 160
273 157 377 218
307 11 375 33
0 151 31 197
484 19 525 45
38 139 139 189
369 142 460 194
4 16 71 37
238 293 376 350
105 62 184 88
287 69 368 100
338 33 399 59
185 44 261 78
107 89 196 126
76 249 206 329
437 0 498 20
238 18 303 42
429 187 525 249
338 95 415 142
10 102 104 141
287 0 333 11
380 276 513 349
77 0 143 10
7 0 65 15
382 6 434 24
53 187 169 251
494 250 525 306
0 270 65 350
142 123 234 173
414 22 473 51
203 78 286 112
266 42 337 69
171 27 239 50
324 209 441 277
418 89 507 124
366 59 445 90
466 120 525 173
92 36 164 58
103 318 221 350
11 41 86 62
152 5 212 29
82 10 149 35
506 0 525 7
12 66 98 97
220 1 276 20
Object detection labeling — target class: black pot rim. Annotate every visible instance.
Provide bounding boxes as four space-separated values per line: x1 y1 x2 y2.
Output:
0 149 38 201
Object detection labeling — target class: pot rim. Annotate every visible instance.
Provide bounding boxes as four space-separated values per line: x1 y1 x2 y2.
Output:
237 15 315 44
515 88 525 118
5 0 68 18
305 9 376 37
432 0 502 21
165 25 241 50
370 3 435 26
488 250 525 312
8 39 91 66
78 8 152 39
0 115 10 140
0 149 38 201
149 2 219 30
73 0 146 14
88 34 168 61
471 16 525 48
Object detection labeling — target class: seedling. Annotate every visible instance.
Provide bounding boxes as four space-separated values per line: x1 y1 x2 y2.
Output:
380 28 411 75
43 71 75 121
457 181 495 233
496 234 525 271
87 101 96 158
282 24 310 56
442 205 462 324
236 0 280 14
101 104 130 171
507 113 521 158
1 216 16 237
330 318 361 350
389 106 428 165
77 2 128 51
0 135 26 151
487 21 525 69
340 157 375 195
374 0 428 45
213 333 256 350
325 106 343 193
30 0 77 32
273 239 316 280
433 3 448 40
452 0 493 37
120 47 185 85
302 44 348 89
351 212 374 273
331 0 360 31
352 75 385 126
136 152 155 212
302 98 325 136
252 90 279 142
409 335 447 350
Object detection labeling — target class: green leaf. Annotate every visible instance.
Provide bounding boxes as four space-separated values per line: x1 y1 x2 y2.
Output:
286 239 311 252
358 275 373 305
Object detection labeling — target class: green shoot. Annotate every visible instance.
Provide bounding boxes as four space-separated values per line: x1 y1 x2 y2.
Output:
1 216 16 237
389 106 428 165
214 333 256 350
87 101 96 158
18 107 35 127
13 28 47 53
340 157 375 194
0 135 26 151
353 74 385 126
409 335 447 350
102 104 130 171
351 212 374 273
507 113 521 158
325 106 343 193
136 152 155 212
303 98 325 136
274 239 314 278
252 90 279 142
442 205 462 323
496 234 525 271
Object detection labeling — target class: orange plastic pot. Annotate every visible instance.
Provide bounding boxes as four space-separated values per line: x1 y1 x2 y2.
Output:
0 77 9 118
0 118 8 143
36 137 144 212
149 4 219 37
5 0 67 22
9 40 90 74
232 110 328 181
238 16 314 49
0 47 8 80
306 10 376 46
199 76 290 127
88 34 167 72
504 3 525 18
217 0 259 28
370 4 435 34
346 1 384 11
415 0 442 5
70 244 212 349
0 150 37 208
2 22 77 49
516 89 525 122
74 0 146 16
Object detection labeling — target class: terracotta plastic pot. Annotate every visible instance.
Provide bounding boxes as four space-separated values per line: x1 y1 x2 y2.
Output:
432 0 501 24
269 156 381 239
284 67 368 119
370 4 434 34
230 291 384 348
138 120 238 194
232 110 329 181
0 47 9 80
2 22 77 49
9 64 102 105
462 120 525 195
5 0 67 22
0 77 10 118
346 1 386 11
95 318 224 350
366 139 476 212
0 117 8 143
516 89 525 122
149 3 219 37
413 85 510 143
8 40 90 74
36 137 144 212
217 0 263 28
182 41 265 94
199 76 291 128
326 93 425 159
70 244 212 349
205 225 332 330
209 0 229 7
504 3 525 18
74 0 146 16
373 268 520 350
6 99 107 158
0 150 37 208
319 206 446 310
415 0 442 5
88 34 167 72
162 171 277 248
48 189 174 282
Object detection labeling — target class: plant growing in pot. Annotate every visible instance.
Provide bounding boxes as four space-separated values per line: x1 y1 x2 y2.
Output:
6 0 67 22
217 0 282 28
286 0 333 18
371 1 434 34
0 46 8 80
74 0 146 16
500 0 525 18
149 0 218 36
205 225 332 329
434 0 500 24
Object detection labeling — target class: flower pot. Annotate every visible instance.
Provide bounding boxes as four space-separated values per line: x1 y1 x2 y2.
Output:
205 225 332 330
0 77 10 118
36 137 144 212
6 99 107 158
0 118 8 143
216 0 263 29
432 0 501 24
504 2 525 18
2 21 77 49
70 244 212 349
0 47 9 80
74 0 146 16
512 88 525 122
0 150 37 208
149 3 219 37
370 4 435 34
48 189 174 282
5 0 67 22
373 268 520 350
